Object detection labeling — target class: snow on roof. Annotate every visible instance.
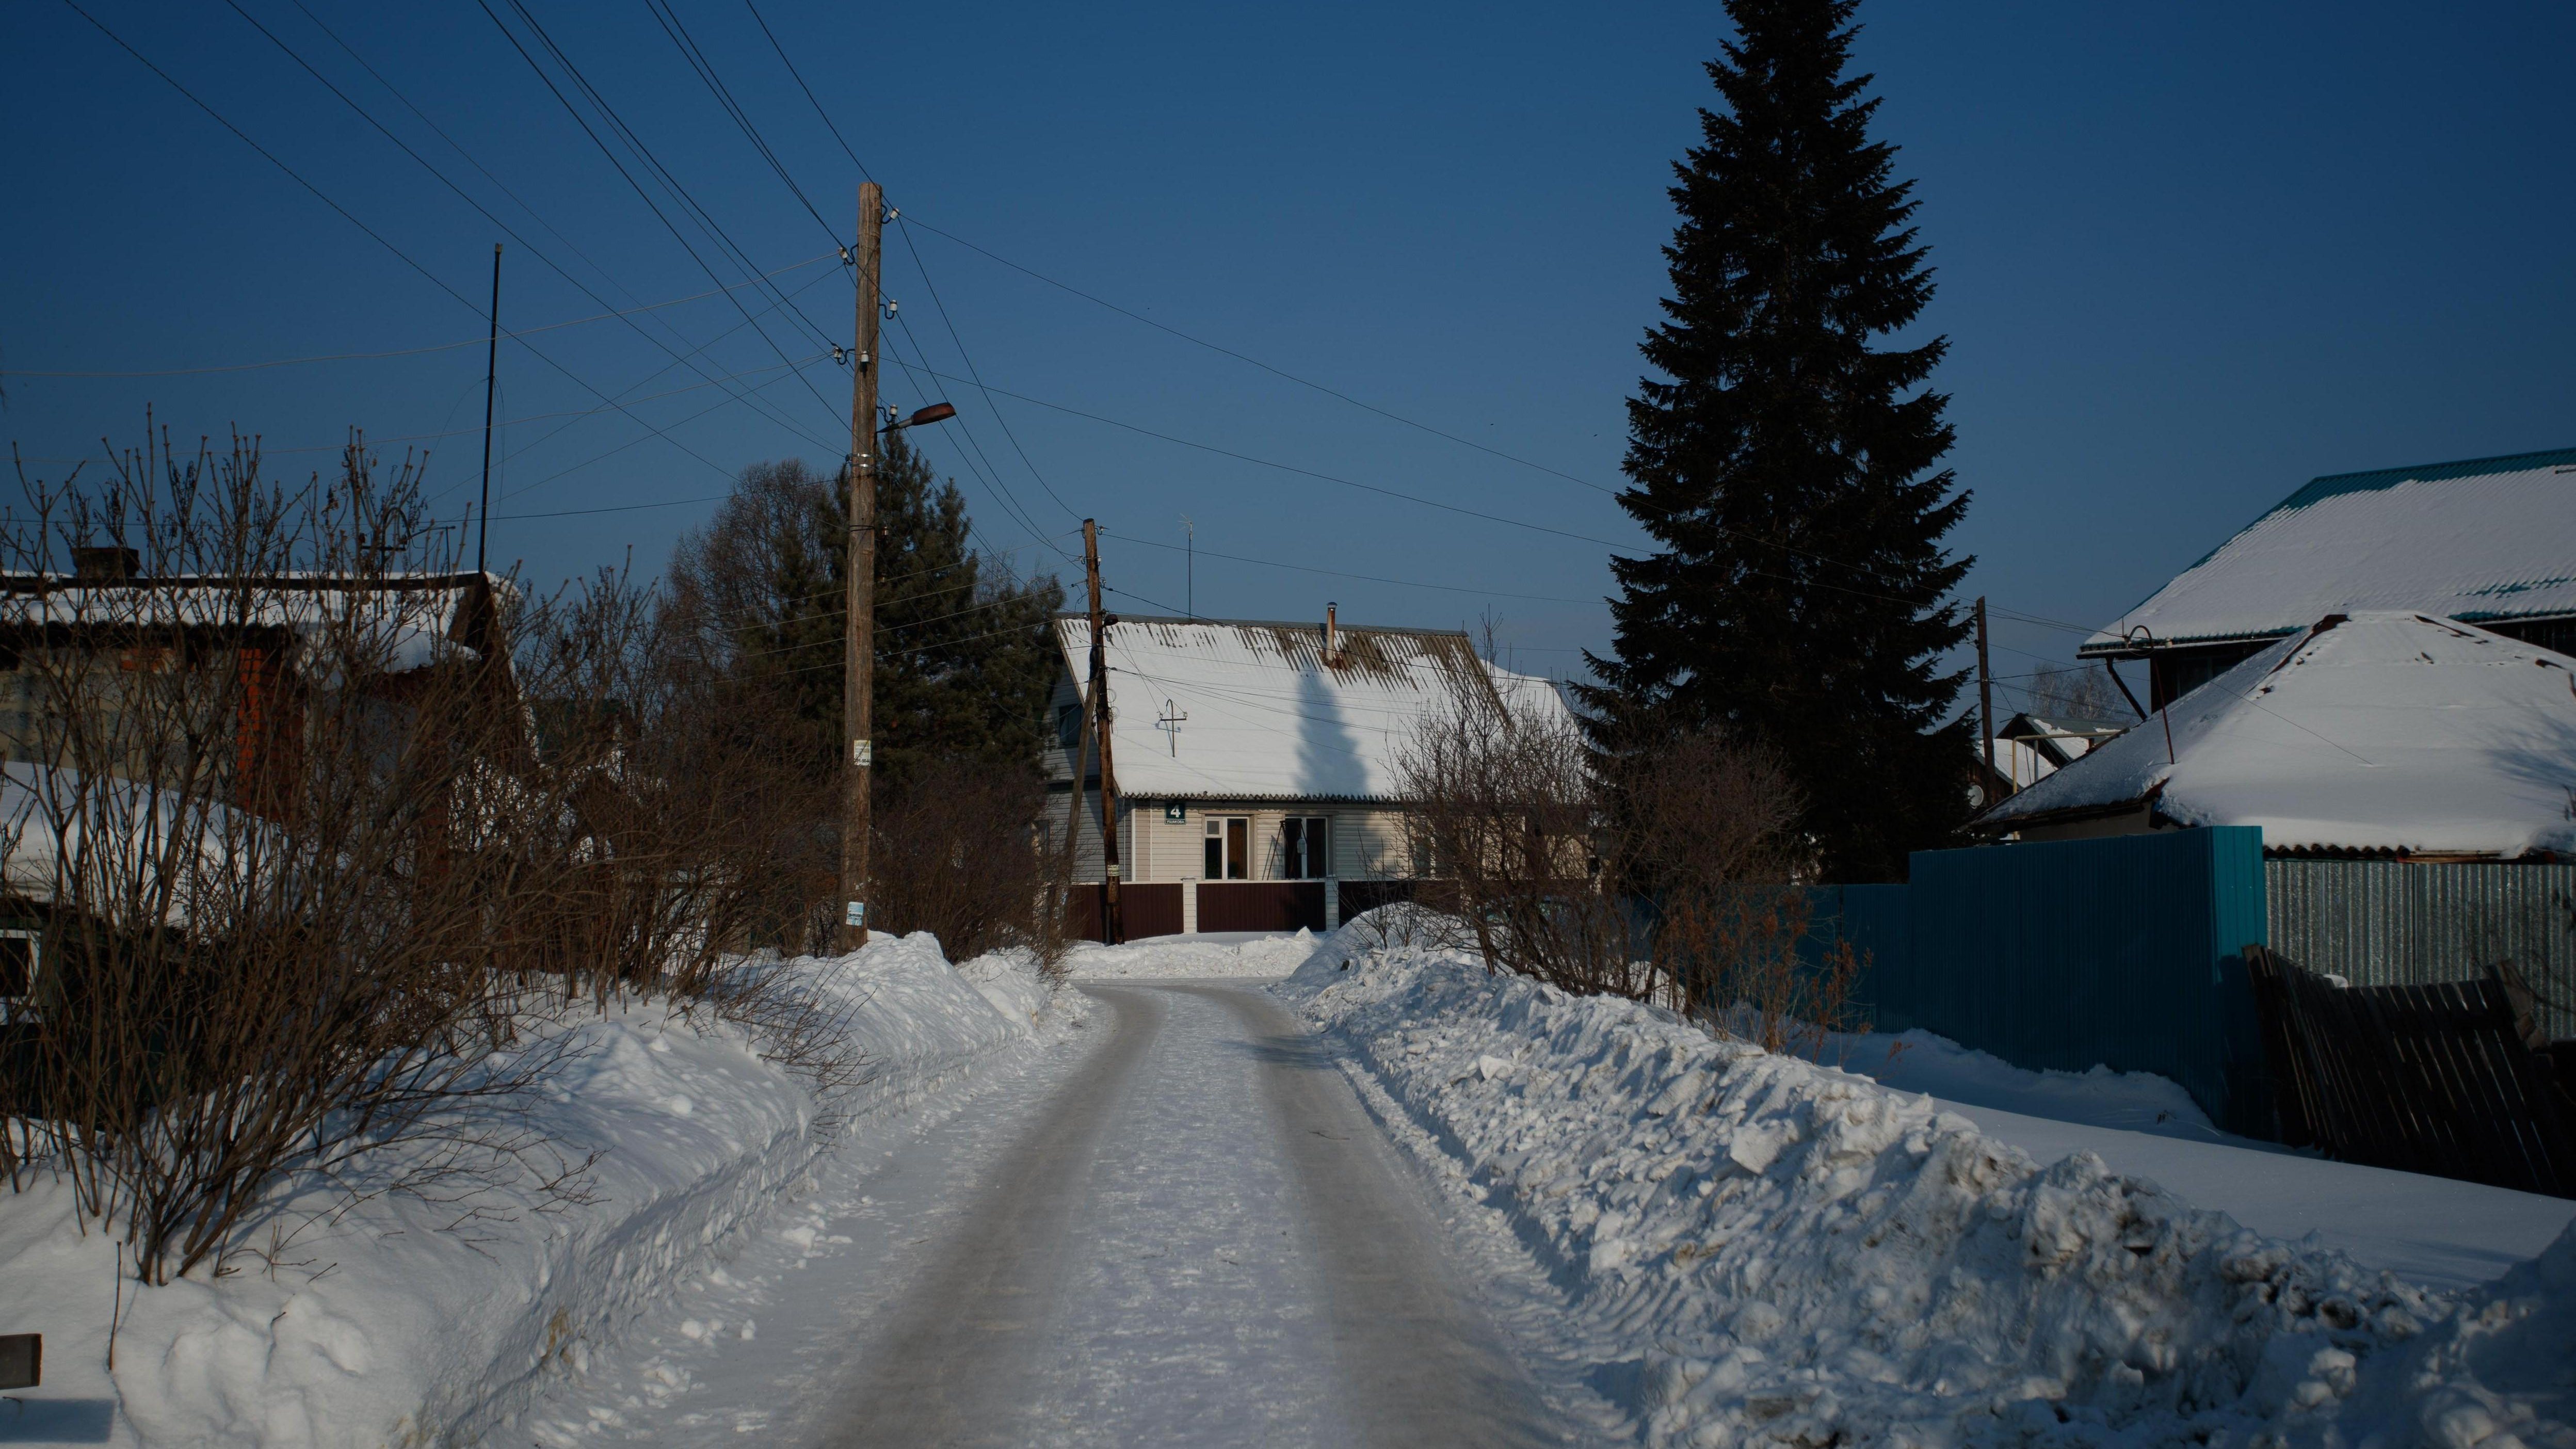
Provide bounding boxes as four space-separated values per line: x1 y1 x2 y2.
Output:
1986 611 2576 858
2080 447 2576 656
0 571 500 632
1056 615 1572 802
0 572 503 672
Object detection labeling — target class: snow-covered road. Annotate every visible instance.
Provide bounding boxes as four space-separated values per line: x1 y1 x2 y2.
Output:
560 979 1586 1449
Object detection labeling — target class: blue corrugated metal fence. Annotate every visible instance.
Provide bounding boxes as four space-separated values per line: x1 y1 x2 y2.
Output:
1803 829 2274 1136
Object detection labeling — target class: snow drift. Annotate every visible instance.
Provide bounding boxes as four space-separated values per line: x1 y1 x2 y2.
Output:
0 932 1060 1449
1061 928 1328 980
1278 925 2573 1449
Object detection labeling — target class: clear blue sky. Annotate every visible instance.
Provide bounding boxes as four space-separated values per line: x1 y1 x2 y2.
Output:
6 1 2570 709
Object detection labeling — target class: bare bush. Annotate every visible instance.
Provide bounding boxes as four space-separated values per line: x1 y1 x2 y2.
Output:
1392 686 1858 1051
1393 687 1639 993
0 430 604 1280
870 754 1061 965
0 425 892 1282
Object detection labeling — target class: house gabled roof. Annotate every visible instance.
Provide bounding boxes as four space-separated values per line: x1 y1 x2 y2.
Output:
2079 447 2576 658
1052 613 1572 802
0 570 510 669
1986 611 2576 859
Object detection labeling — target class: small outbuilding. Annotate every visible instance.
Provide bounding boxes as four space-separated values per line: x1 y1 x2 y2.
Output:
1978 611 2576 861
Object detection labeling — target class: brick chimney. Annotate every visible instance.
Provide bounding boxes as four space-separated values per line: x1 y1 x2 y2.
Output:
1324 602 1339 665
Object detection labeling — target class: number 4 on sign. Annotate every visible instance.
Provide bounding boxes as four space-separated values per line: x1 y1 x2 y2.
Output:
1155 700 1187 756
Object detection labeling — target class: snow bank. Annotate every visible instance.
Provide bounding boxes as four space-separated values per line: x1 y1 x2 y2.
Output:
1836 1028 2576 1292
1840 1027 2227 1142
0 932 1061 1448
1277 926 2575 1449
1062 928 1326 979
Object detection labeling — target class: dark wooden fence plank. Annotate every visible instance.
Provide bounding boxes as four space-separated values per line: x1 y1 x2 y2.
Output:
2248 946 2576 1199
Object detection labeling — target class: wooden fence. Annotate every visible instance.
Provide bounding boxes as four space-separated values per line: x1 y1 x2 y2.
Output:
2247 945 2576 1199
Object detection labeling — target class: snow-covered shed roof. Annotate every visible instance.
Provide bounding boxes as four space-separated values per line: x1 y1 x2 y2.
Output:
1053 614 1573 802
1985 611 2576 859
1969 736 2061 811
2003 713 2127 768
0 571 507 671
2079 446 2576 657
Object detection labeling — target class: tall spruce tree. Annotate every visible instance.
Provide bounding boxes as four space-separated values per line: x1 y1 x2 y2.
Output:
1583 0 1972 883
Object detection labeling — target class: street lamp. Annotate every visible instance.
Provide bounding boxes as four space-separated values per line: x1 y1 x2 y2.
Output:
884 401 956 432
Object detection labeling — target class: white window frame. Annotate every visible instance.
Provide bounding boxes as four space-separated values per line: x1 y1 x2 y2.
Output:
1204 815 1250 880
1281 816 1330 880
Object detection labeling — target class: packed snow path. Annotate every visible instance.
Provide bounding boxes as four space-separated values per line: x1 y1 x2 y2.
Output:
828 983 1563 1447
577 979 1578 1448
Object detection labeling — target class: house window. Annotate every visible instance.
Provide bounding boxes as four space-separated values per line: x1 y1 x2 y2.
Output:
1056 704 1082 748
1204 816 1249 879
1281 816 1330 879
0 927 37 1001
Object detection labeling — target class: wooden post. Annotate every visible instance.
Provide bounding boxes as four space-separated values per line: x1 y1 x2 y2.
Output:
1975 595 1996 790
1083 520 1124 944
837 182 883 954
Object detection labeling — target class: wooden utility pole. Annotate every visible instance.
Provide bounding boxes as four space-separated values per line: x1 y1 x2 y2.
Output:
1975 595 1997 787
1082 520 1124 945
837 182 883 954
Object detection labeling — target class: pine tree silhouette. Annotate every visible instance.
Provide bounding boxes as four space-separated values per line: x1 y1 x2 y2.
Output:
1582 0 1972 883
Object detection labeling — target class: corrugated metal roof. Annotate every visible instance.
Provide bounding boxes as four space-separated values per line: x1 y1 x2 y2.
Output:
1988 611 2576 859
1053 614 1569 802
2080 447 2576 657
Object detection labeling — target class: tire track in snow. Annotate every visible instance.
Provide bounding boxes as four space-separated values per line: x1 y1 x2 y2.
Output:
823 987 1168 1446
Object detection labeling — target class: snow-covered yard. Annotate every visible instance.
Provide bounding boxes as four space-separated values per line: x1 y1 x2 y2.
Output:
0 934 1071 1449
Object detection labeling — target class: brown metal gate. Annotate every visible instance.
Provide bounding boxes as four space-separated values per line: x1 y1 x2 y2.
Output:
1197 881 1325 933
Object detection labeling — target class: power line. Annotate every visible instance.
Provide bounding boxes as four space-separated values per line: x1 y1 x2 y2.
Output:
898 212 1623 500
642 0 835 244
891 220 1083 522
492 348 838 503
1102 530 1596 605
258 0 842 461
58 0 473 317
723 1 1092 548
103 0 829 498
878 324 1077 561
473 0 848 424
0 250 838 379
739 0 873 180
895 362 1633 551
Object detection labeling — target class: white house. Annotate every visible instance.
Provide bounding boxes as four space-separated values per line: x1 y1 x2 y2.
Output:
1044 609 1573 936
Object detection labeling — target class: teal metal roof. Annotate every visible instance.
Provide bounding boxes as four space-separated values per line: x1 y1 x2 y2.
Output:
2082 446 2576 656
2281 445 2576 508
